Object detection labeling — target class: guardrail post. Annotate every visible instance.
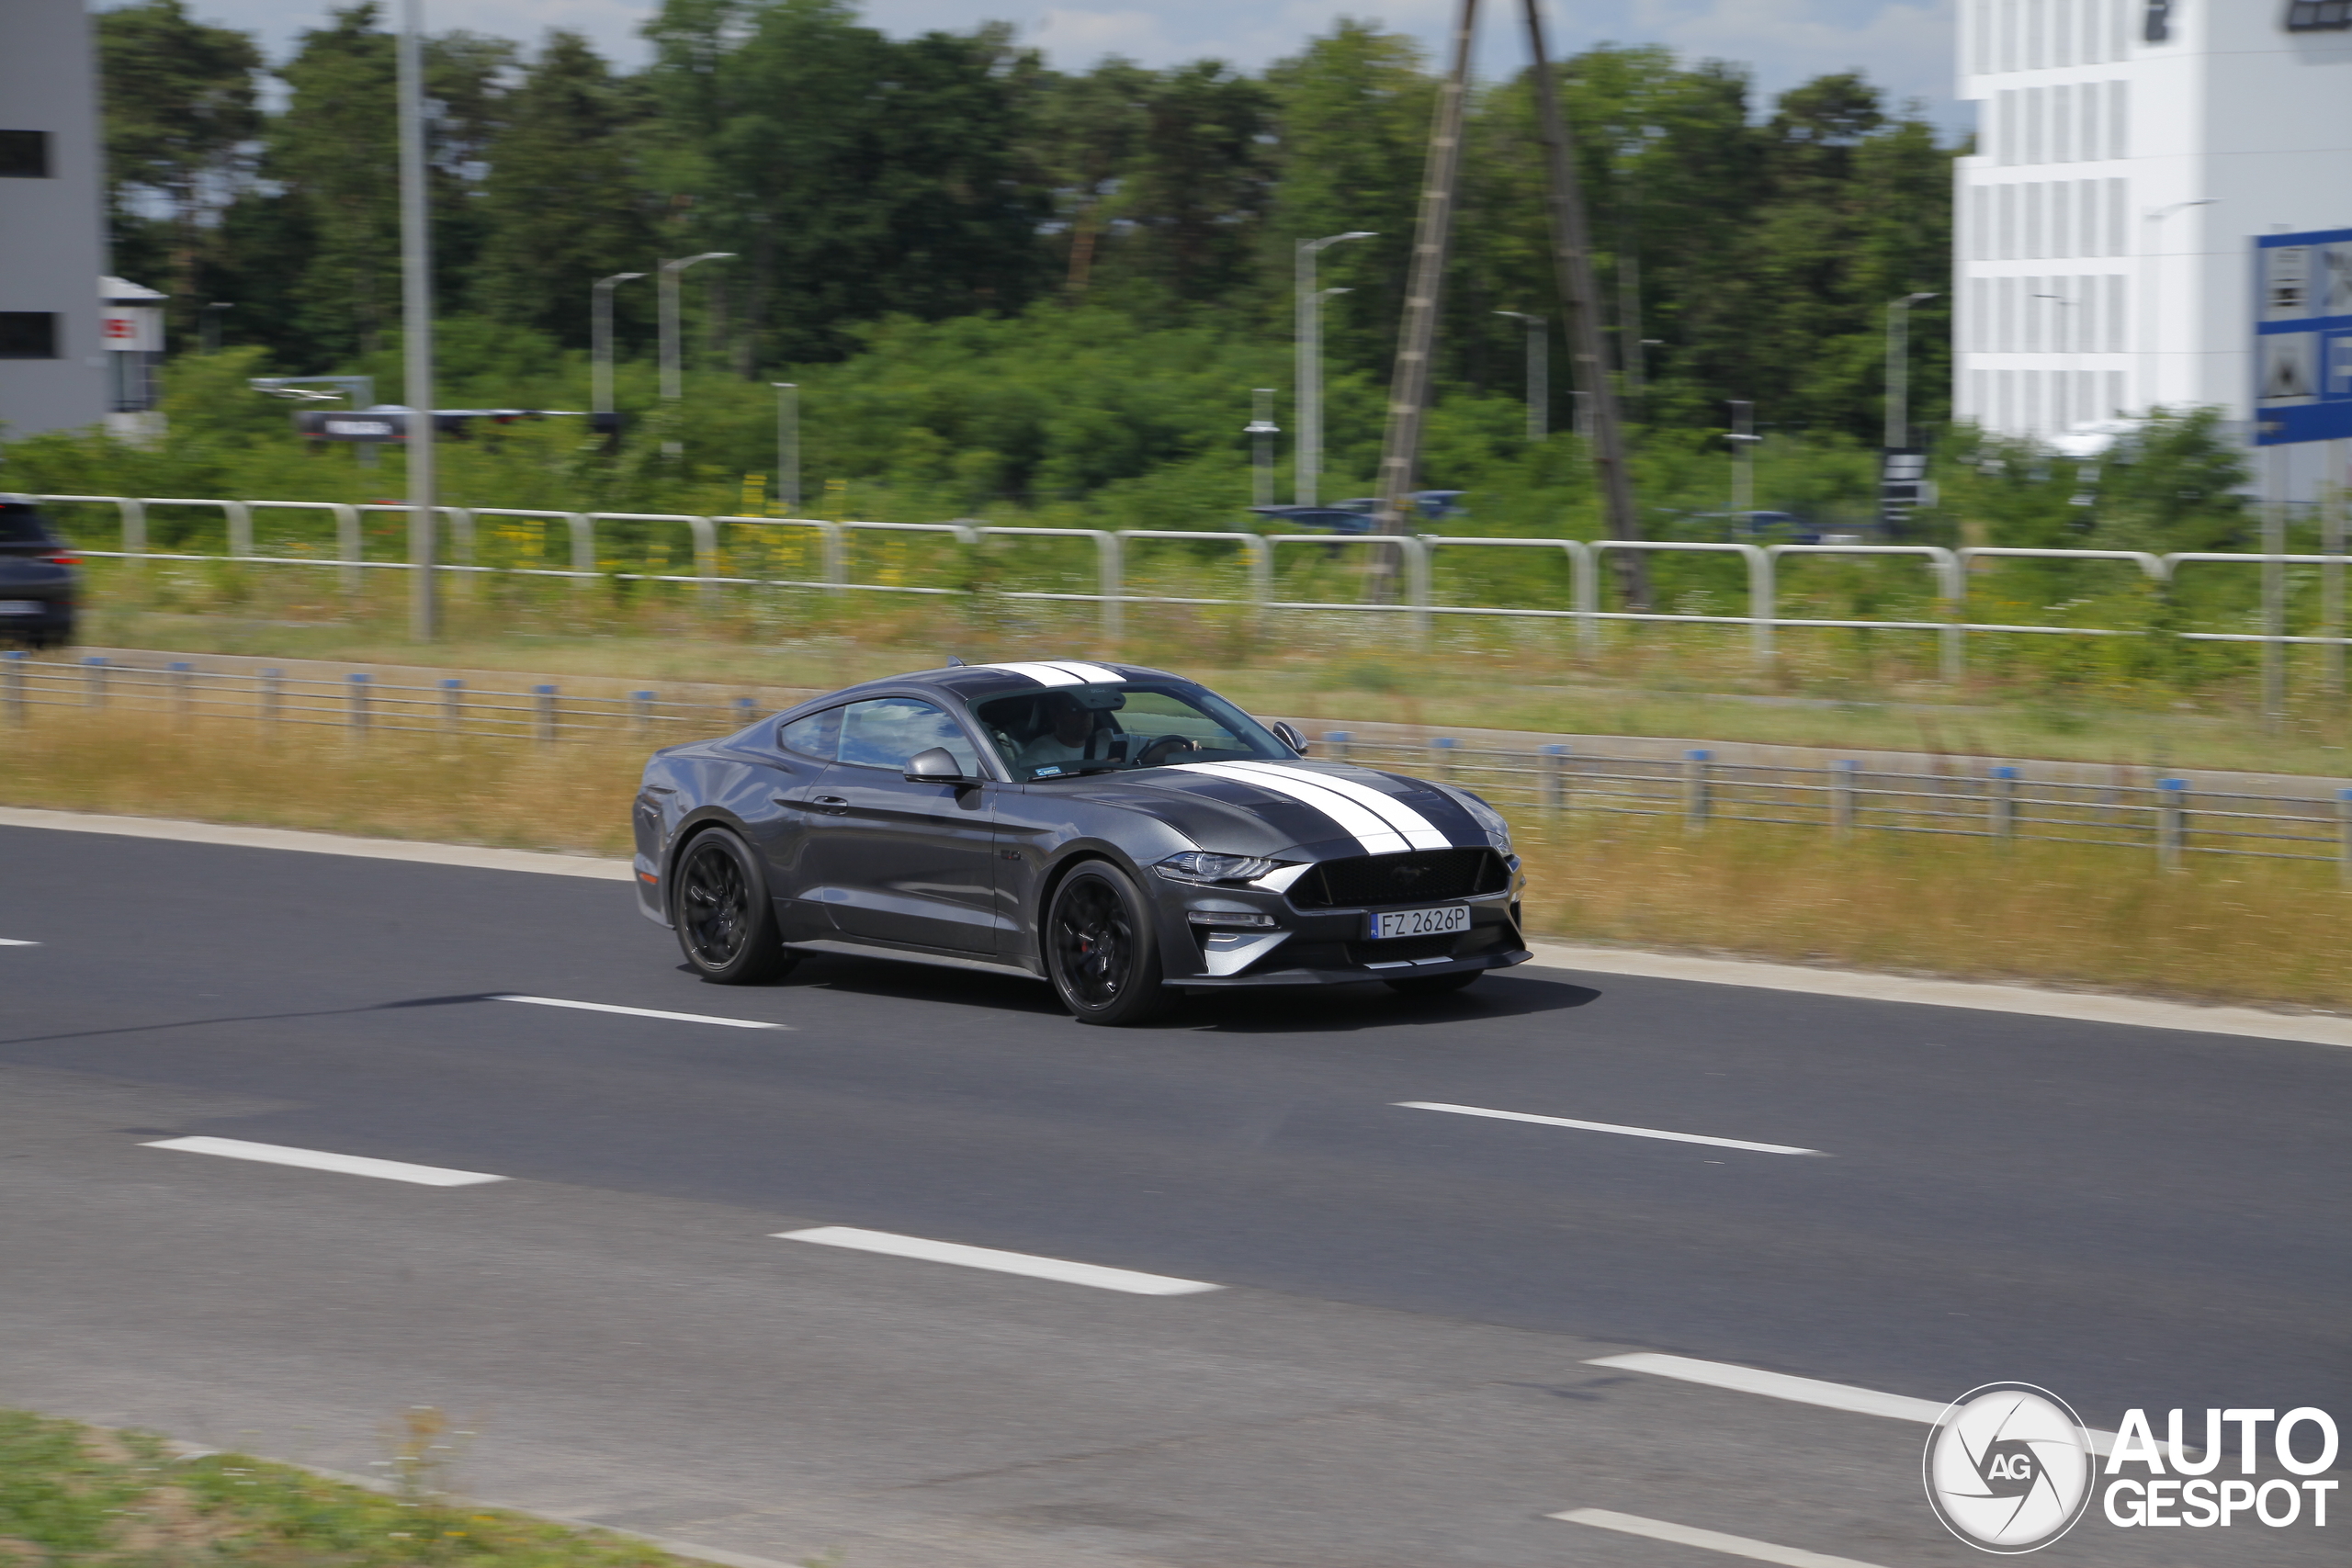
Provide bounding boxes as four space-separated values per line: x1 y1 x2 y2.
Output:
2339 790 2352 890
83 655 107 708
1749 547 1775 667
1989 765 2018 840
1405 536 1432 647
441 678 464 735
346 672 370 735
567 513 596 591
633 691 655 739
169 661 193 728
260 667 281 739
333 503 361 594
1097 531 1124 649
1568 541 1599 660
225 502 254 558
1683 749 1712 830
3 650 26 724
1323 730 1351 762
121 499 147 558
446 507 475 569
687 516 720 610
2156 778 2186 872
1242 534 1272 627
820 522 847 591
534 684 559 743
1431 736 1457 779
1540 742 1569 811
1932 547 1964 683
1831 760 1858 838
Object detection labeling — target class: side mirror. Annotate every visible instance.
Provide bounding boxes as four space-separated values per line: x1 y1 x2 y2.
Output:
1270 721 1307 755
903 746 976 784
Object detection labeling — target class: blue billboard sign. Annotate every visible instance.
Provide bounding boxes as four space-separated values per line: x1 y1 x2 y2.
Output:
2255 228 2352 446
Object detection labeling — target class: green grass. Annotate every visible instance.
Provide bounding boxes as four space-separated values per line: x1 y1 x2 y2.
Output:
0 1407 819 1568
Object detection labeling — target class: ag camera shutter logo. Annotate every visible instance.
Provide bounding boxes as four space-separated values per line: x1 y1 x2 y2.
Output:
1924 1383 2097 1553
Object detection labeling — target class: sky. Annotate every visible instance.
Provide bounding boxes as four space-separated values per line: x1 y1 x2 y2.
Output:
122 0 1967 133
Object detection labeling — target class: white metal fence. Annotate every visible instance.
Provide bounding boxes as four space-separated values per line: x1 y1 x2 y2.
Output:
24 491 2352 680
8 651 2346 879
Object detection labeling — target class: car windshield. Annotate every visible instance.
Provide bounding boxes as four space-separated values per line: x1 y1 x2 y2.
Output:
973 682 1290 781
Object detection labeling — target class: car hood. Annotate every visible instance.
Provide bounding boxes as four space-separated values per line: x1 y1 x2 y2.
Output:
1044 759 1490 860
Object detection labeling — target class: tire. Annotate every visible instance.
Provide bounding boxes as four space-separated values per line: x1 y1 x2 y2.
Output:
1384 969 1483 997
670 829 796 984
1044 861 1168 1026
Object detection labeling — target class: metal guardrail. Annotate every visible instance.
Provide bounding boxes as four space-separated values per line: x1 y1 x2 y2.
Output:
7 652 2347 880
23 491 2352 681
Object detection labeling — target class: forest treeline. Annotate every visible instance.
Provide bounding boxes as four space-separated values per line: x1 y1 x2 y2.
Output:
98 0 1956 447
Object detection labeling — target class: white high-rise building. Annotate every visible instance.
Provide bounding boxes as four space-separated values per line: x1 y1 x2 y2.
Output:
0 0 108 442
1952 0 2352 443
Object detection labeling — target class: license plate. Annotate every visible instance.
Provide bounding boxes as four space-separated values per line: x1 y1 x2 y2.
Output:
1364 904 1469 941
0 602 42 615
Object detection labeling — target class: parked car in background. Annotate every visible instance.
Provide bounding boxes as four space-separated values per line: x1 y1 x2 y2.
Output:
0 498 77 649
1247 491 1468 534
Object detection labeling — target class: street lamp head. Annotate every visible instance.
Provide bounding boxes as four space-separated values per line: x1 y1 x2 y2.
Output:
1904 291 1939 306
664 252 736 273
1302 231 1377 254
599 271 645 287
771 382 796 389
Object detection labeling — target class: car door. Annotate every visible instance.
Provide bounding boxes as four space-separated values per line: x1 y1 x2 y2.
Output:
804 695 1000 953
753 705 848 943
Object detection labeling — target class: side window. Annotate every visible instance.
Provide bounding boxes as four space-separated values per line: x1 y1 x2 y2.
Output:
837 697 980 774
777 706 842 761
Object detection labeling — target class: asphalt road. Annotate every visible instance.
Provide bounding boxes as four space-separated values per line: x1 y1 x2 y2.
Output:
2 824 2344 1568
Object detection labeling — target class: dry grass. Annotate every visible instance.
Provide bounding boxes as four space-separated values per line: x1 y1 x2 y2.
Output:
6 709 2346 1010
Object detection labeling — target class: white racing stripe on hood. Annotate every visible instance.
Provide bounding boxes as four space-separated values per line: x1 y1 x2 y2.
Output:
1210 760 1453 851
1171 761 1411 856
977 660 1124 687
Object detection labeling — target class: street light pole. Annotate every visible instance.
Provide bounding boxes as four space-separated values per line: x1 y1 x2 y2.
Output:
1245 388 1279 509
2140 197 2217 413
1496 310 1547 441
395 0 436 641
592 271 644 418
1728 400 1758 515
1295 231 1374 507
659 252 733 457
199 301 233 355
1884 291 1938 450
771 382 799 511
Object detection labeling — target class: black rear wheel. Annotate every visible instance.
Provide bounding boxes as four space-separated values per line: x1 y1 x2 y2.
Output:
1045 862 1167 1026
672 829 796 984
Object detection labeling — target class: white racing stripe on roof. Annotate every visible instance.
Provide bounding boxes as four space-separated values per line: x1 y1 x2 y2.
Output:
1172 761 1409 856
1211 761 1453 851
1042 660 1123 683
977 661 1089 686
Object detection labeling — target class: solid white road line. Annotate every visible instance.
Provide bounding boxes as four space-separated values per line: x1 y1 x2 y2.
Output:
0 938 38 946
1587 1352 2121 1455
143 1135 507 1187
1550 1508 1890 1568
775 1226 1223 1296
1396 1101 1826 1156
0 806 633 880
490 995 790 1030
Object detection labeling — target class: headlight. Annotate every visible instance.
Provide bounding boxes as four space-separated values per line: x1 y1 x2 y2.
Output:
1155 851 1278 885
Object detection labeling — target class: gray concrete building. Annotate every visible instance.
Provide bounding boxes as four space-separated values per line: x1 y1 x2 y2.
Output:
0 0 109 443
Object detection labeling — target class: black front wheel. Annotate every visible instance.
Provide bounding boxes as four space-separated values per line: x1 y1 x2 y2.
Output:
1045 862 1168 1026
671 829 796 984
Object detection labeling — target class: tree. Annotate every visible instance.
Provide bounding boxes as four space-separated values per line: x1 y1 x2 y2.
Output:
96 0 264 331
474 32 657 348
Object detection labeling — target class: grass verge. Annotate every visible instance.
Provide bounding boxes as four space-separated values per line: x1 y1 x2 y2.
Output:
0 1406 779 1568
5 711 2346 1010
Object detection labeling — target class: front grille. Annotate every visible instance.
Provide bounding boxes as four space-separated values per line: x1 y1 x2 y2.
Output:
1292 847 1505 908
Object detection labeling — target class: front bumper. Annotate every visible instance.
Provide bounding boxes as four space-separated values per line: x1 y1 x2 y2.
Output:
1152 857 1528 990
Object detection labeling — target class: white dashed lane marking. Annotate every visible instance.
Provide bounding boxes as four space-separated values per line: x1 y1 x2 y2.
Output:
143 1136 508 1187
1587 1352 2123 1455
0 938 40 946
775 1226 1223 1296
1396 1101 1826 1156
1550 1509 1891 1568
490 995 790 1030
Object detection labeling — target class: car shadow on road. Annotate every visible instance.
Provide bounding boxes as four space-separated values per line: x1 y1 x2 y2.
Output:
1175 972 1604 1035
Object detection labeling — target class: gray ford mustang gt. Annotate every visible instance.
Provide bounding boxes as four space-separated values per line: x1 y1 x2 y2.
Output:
631 659 1530 1023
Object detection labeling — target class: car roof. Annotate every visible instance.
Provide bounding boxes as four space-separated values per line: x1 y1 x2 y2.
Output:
784 660 1191 715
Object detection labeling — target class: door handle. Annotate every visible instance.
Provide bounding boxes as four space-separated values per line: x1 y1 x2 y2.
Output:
809 795 850 813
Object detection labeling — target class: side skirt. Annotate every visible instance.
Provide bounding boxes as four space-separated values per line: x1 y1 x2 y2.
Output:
784 936 1046 982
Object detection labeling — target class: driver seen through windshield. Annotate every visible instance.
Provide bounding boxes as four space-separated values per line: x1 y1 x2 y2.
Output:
975 683 1289 780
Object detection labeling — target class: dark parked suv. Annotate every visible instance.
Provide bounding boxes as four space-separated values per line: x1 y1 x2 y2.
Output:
0 498 78 649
